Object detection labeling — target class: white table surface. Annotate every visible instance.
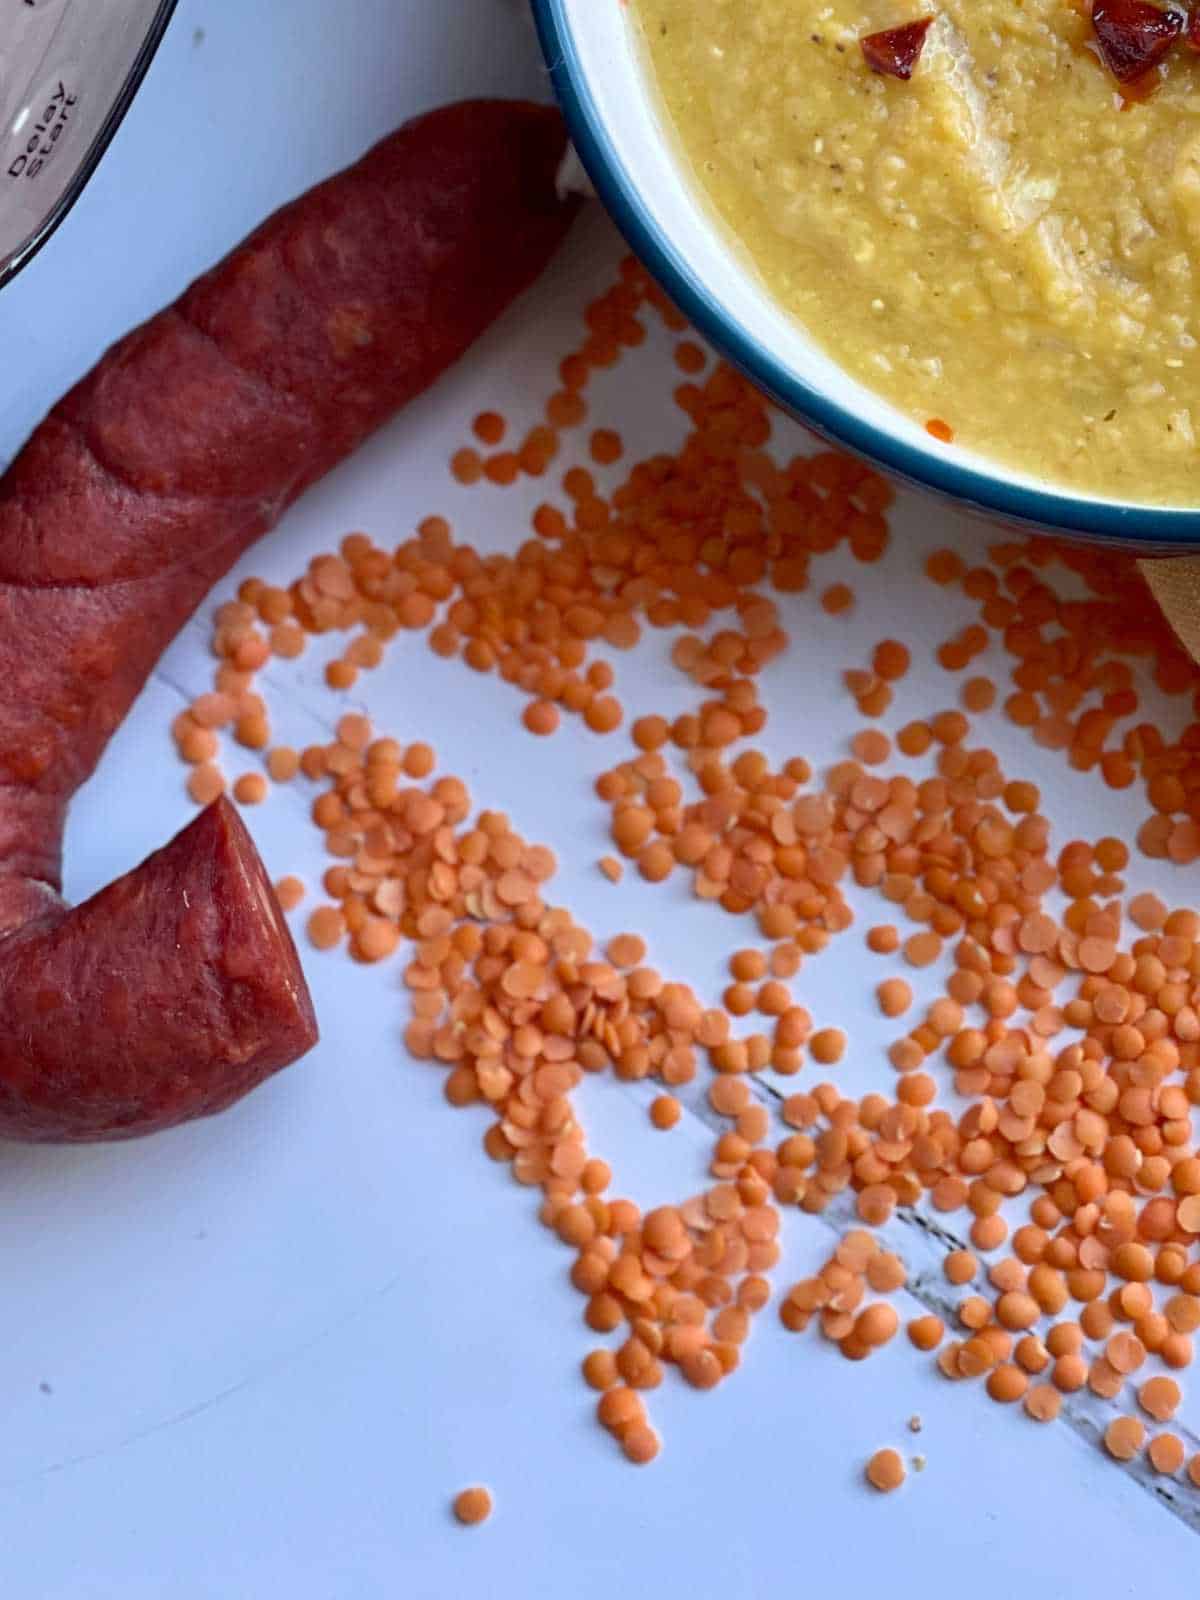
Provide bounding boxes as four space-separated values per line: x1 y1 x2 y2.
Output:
1 2 1197 1595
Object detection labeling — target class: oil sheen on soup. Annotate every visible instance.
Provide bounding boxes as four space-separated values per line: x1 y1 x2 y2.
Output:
633 0 1200 505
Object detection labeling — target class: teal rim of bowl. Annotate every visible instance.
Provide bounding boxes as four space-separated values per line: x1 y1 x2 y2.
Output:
530 0 1200 548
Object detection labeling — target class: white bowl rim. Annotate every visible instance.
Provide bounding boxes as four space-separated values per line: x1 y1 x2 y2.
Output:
531 0 1200 550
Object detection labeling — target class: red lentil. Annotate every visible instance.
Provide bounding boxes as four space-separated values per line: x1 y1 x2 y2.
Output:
650 1095 682 1131
176 257 1200 1492
865 1448 905 1492
452 1487 492 1526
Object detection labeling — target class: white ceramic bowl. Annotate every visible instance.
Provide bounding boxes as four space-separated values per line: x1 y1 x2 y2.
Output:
531 0 1200 551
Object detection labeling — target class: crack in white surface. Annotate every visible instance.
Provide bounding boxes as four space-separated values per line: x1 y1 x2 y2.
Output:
679 1064 1200 1534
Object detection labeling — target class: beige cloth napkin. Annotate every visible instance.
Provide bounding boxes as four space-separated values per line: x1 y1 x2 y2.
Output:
1140 558 1200 663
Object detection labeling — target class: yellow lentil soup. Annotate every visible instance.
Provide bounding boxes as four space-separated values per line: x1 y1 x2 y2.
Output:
632 0 1200 505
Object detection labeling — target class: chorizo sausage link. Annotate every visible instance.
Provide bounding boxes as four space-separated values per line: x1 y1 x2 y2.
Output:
0 99 576 1140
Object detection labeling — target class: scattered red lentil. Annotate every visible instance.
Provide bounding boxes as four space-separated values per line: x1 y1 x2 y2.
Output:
473 411 506 447
877 978 912 1018
274 876 305 913
174 256 1200 1491
307 906 346 951
450 448 482 486
233 772 268 806
907 1315 944 1351
650 1095 682 1131
852 729 892 766
267 746 301 783
1024 1385 1061 1423
452 1486 493 1526
583 1349 618 1391
1103 1416 1145 1462
810 1028 846 1065
944 1250 978 1287
902 932 941 969
865 1448 905 1492
523 700 560 738
622 1424 661 1465
1138 1375 1182 1421
187 763 226 805
1149 1433 1185 1475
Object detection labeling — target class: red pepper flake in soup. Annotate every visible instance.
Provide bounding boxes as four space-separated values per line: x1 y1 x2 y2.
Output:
1091 0 1181 82
860 17 934 78
925 418 955 443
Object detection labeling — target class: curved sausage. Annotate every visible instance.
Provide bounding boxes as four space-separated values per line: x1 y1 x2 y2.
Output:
0 99 577 1140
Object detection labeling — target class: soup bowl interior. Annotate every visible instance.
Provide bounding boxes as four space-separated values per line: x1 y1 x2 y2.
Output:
531 0 1200 551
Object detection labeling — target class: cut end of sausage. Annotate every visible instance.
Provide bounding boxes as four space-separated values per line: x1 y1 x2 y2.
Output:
0 798 317 1142
185 794 320 1087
